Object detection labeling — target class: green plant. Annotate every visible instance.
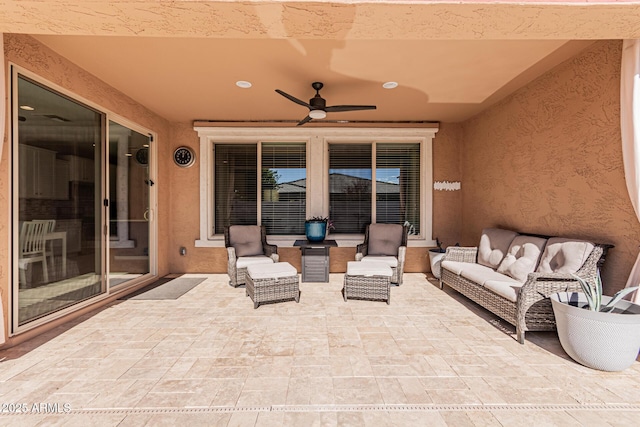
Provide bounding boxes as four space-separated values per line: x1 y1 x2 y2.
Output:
571 271 638 312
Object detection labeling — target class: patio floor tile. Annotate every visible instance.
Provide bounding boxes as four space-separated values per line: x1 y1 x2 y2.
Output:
0 273 639 426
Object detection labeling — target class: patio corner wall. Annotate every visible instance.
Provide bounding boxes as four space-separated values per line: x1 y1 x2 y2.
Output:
460 40 639 295
1 35 173 342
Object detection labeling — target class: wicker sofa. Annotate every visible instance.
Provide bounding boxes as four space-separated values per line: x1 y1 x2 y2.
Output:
439 228 612 344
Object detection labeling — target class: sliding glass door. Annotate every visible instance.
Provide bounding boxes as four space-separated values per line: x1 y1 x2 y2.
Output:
12 69 156 330
15 75 105 326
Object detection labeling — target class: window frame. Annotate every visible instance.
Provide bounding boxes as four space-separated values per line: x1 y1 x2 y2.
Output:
194 126 438 248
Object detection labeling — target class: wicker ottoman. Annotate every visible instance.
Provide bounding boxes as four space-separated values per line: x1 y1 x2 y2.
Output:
246 262 300 309
343 261 393 304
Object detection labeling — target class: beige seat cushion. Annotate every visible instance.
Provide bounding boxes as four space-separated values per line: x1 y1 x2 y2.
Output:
229 225 264 257
247 262 297 279
367 224 404 256
536 238 595 274
459 263 520 287
361 255 398 268
236 256 274 269
484 280 523 303
477 228 519 270
441 260 468 276
347 261 393 277
497 235 548 282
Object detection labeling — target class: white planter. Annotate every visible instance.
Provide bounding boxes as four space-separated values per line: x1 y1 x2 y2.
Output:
550 292 640 371
428 250 446 279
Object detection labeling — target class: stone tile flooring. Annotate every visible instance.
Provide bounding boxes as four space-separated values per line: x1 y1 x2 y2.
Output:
1 273 639 426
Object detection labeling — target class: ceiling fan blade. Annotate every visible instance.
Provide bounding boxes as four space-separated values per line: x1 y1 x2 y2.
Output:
275 89 312 108
296 115 313 126
325 105 377 113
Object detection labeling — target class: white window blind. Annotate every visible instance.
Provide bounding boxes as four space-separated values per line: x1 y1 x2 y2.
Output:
261 143 306 235
214 144 257 232
376 143 421 234
329 144 372 233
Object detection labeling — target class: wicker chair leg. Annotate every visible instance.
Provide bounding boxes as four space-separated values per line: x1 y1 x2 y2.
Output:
254 301 259 309
439 279 443 290
342 287 347 302
295 292 300 303
516 328 525 344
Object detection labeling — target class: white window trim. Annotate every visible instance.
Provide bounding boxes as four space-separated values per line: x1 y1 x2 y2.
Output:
194 126 438 248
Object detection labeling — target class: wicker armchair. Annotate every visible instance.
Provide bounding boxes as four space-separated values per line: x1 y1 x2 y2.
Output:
355 223 408 285
440 240 612 344
224 225 279 287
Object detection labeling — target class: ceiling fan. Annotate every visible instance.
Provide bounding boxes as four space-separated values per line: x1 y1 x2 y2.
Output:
275 82 376 126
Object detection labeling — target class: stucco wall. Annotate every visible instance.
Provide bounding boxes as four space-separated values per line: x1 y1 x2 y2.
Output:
461 40 638 294
1 35 172 339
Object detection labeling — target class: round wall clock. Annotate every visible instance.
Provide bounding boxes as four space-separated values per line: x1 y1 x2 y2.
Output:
173 146 195 167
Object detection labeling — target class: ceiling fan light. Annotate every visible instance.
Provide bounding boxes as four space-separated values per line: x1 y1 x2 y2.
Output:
309 109 326 119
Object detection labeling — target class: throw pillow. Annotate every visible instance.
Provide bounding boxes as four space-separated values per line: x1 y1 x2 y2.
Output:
477 228 519 270
536 237 594 274
497 235 548 282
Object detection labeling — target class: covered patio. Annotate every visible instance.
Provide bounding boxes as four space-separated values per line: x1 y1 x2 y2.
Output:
2 1 640 424
0 274 638 425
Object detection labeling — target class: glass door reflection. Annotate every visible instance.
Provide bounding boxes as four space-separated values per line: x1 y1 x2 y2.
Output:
108 121 152 287
16 75 104 326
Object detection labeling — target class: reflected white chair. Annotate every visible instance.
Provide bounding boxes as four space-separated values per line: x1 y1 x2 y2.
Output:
18 221 49 285
33 219 56 267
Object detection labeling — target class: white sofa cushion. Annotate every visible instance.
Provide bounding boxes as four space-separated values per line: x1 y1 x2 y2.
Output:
484 280 523 303
536 237 594 274
441 260 466 275
459 263 521 287
236 256 275 269
497 235 548 282
477 228 519 270
362 255 398 268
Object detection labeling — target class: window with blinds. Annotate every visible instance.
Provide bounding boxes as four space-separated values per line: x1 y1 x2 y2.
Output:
329 144 372 233
261 143 306 235
376 143 421 234
214 144 257 232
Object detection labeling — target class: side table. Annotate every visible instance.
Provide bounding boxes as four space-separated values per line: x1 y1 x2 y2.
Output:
293 239 338 282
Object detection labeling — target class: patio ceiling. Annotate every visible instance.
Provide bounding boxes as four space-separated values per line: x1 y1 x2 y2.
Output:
4 1 640 124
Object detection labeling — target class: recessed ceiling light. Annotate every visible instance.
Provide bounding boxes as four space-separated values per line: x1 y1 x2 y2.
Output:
236 81 252 88
382 81 398 89
143 144 150 148
125 153 133 157
19 105 35 111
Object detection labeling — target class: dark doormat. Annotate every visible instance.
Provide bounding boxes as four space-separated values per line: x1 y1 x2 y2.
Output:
119 277 206 300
